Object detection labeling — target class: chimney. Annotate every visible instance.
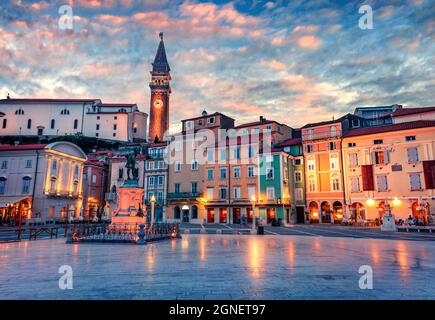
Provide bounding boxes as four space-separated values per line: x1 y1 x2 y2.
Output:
259 116 265 123
6 93 10 99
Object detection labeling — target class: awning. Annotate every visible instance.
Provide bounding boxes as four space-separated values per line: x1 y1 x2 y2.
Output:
0 196 31 208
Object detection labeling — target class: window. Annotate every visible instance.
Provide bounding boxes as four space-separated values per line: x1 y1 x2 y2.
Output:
407 147 419 163
0 178 6 195
185 120 194 130
74 119 78 129
174 183 180 193
331 174 340 191
206 187 214 200
295 188 303 201
96 133 99 137
307 129 314 140
352 119 360 128
207 168 214 180
405 136 416 141
15 108 24 115
373 150 388 165
348 142 356 148
266 167 274 180
248 166 255 177
294 159 301 165
97 116 100 120
113 124 117 130
114 116 118 120
1 160 8 169
330 154 339 170
207 149 214 162
294 171 302 182
157 191 164 201
349 153 359 167
174 161 181 172
22 177 31 194
307 157 315 171
329 141 337 150
191 182 198 193
148 176 154 186
96 124 100 130
118 168 123 179
74 166 79 179
374 139 383 145
25 160 32 168
158 176 164 186
207 117 215 124
219 148 227 161
90 174 96 184
351 176 360 192
146 161 151 170
27 119 32 129
50 177 56 193
306 144 313 153
233 166 241 178
376 175 388 191
248 146 254 158
266 187 275 200
50 119 55 129
330 126 337 137
219 188 227 199
233 147 241 160
308 176 316 192
233 186 241 199
409 173 422 191
220 167 227 179
51 160 57 171
248 185 256 198
2 119 6 129
191 159 198 171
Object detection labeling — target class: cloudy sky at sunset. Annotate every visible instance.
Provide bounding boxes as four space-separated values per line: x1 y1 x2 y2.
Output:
0 0 434 131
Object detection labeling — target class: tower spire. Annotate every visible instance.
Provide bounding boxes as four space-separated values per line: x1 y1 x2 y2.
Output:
152 32 170 73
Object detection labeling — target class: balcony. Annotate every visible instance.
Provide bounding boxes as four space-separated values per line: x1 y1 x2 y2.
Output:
167 192 202 200
46 190 81 199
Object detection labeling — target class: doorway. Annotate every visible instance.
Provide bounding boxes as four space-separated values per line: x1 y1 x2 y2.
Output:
182 210 189 222
232 208 241 224
296 206 305 223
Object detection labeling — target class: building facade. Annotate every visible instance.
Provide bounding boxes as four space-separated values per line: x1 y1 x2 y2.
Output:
0 142 87 224
0 98 147 142
342 121 435 222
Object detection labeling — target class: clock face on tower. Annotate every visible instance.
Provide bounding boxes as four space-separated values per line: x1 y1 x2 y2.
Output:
154 98 163 108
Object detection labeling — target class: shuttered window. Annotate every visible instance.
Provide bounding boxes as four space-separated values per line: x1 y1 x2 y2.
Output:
407 147 419 163
349 153 359 167
409 173 422 191
351 176 360 192
376 175 388 191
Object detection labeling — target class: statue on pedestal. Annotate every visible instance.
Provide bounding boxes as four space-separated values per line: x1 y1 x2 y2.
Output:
126 151 138 181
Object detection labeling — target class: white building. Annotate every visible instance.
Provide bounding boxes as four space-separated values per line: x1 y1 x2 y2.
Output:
0 142 87 223
0 98 148 142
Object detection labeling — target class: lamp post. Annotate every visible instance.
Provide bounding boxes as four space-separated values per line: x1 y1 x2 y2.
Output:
250 195 256 231
150 195 156 226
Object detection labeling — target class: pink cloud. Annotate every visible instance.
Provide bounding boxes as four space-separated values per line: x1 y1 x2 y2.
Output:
297 35 322 49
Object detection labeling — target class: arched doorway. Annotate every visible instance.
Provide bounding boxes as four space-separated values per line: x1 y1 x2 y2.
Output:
351 202 365 220
320 201 331 223
309 201 319 223
182 205 189 222
174 206 181 220
412 201 430 223
332 201 343 223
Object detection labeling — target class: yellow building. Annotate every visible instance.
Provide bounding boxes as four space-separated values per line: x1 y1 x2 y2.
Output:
342 121 435 223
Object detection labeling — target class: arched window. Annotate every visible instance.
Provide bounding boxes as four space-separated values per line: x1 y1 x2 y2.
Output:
191 205 198 219
73 119 78 129
15 108 24 115
73 180 79 194
74 165 79 179
308 175 316 192
27 119 32 129
52 160 57 171
174 206 181 219
22 176 32 194
60 108 70 115
331 173 340 191
50 119 55 129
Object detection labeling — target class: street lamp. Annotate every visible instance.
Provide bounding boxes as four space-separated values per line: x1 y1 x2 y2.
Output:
250 195 256 231
150 195 156 226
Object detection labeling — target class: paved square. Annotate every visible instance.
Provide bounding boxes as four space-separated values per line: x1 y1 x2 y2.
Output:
0 235 434 299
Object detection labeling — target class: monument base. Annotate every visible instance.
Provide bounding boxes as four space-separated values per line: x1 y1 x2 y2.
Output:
381 214 397 232
111 183 145 227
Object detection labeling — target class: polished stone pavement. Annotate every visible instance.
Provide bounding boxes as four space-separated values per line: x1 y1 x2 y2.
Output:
0 234 434 300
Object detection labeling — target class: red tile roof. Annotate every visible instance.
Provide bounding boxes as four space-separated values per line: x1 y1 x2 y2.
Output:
344 120 435 138
235 120 278 129
391 106 435 117
274 138 302 147
0 144 47 151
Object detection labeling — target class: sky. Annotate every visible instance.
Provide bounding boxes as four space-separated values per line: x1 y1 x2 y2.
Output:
0 0 434 132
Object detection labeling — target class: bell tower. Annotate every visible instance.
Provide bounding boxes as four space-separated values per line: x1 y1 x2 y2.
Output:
148 32 171 143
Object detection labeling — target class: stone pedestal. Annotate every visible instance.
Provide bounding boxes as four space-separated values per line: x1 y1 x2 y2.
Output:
111 181 146 226
381 214 397 232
